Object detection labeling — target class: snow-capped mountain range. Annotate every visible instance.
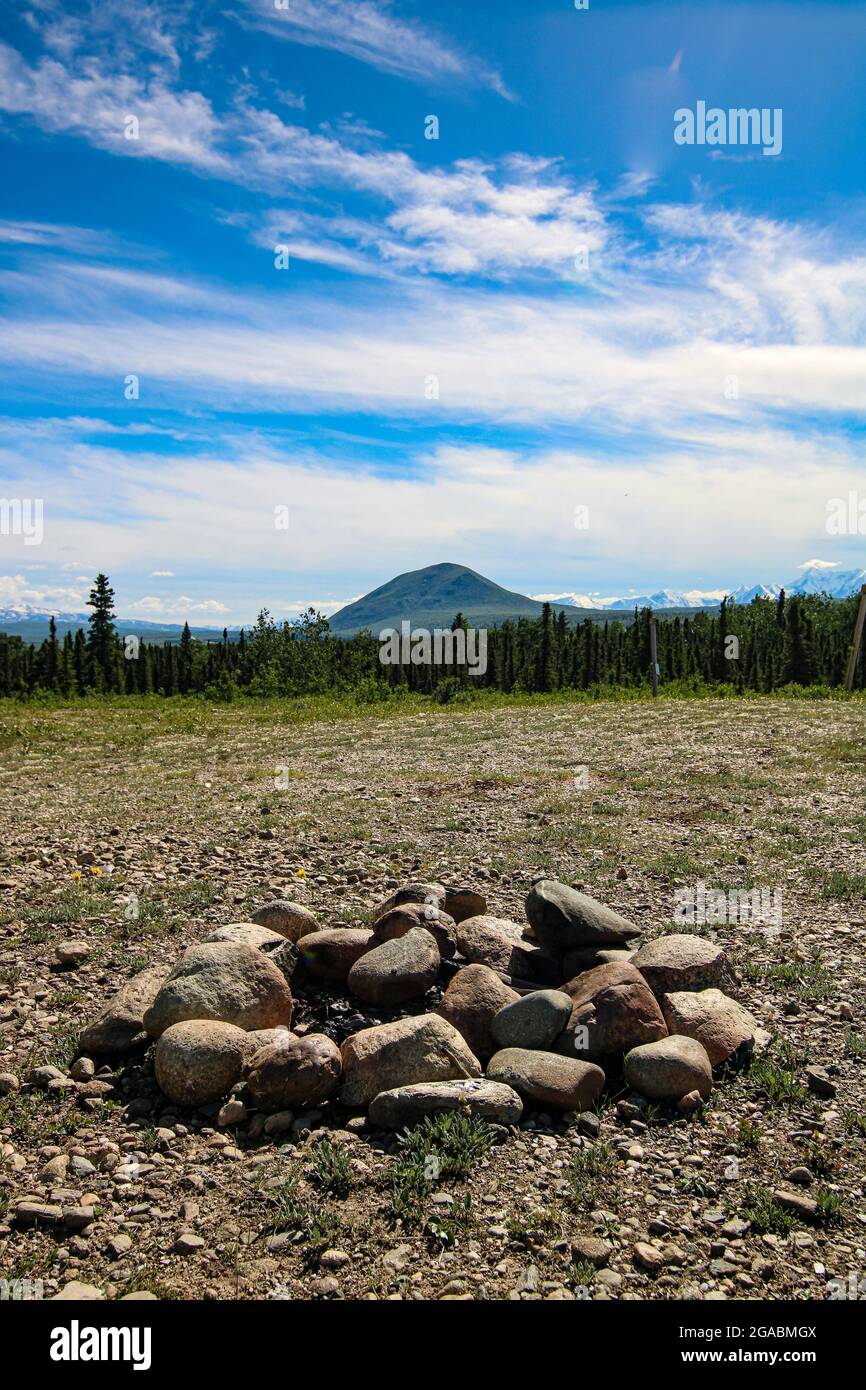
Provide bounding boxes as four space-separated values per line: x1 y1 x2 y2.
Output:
536 563 866 611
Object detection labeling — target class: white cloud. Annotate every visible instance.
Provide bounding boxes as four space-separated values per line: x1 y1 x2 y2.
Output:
238 0 510 97
125 594 229 616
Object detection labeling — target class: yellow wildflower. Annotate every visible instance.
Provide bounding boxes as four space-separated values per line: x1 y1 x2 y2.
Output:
90 866 103 877
295 868 306 878
71 870 82 882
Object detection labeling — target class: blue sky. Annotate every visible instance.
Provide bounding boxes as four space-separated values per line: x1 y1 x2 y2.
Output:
0 0 864 622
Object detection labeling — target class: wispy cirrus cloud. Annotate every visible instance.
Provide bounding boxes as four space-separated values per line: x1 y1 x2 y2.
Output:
238 0 511 97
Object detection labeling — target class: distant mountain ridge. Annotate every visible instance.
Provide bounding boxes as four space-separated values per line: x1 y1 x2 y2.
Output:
541 563 866 610
2 560 863 644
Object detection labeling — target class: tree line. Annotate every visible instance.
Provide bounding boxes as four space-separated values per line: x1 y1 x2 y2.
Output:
0 573 863 700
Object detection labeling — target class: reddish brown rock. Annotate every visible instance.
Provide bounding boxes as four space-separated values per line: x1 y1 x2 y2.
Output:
557 962 667 1063
436 964 519 1063
456 915 527 972
245 1032 342 1110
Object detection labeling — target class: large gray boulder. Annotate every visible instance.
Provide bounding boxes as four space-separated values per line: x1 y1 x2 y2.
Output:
491 990 573 1051
143 942 293 1037
624 1035 713 1101
347 928 440 1006
80 966 169 1053
155 1020 248 1106
205 921 285 951
525 880 640 952
368 1079 522 1129
340 1014 481 1108
632 935 728 997
486 1048 605 1112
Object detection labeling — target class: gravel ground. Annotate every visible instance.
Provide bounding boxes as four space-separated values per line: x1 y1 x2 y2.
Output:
1 695 864 1301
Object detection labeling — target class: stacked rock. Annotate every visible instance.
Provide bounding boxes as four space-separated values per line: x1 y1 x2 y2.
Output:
77 875 765 1129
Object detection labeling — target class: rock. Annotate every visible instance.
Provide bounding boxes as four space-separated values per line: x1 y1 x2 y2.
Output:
340 1014 481 1108
631 935 728 997
443 886 487 924
786 1167 813 1186
436 964 518 1062
144 942 293 1036
263 1109 295 1136
27 1064 66 1088
571 1236 610 1267
373 903 457 959
298 928 375 982
486 1048 605 1111
241 1025 295 1059
456 915 527 972
80 965 169 1053
633 1241 664 1272
525 880 640 952
69 1056 95 1081
205 922 286 951
172 1232 206 1254
251 900 321 942
562 947 634 978
624 1036 713 1101
373 881 445 919
63 1206 95 1231
347 927 440 1006
51 1281 104 1301
154 1020 248 1106
107 1233 133 1258
368 1078 523 1129
218 1098 248 1127
506 943 563 986
246 1033 342 1110
491 990 572 1050
558 963 668 1062
805 1065 836 1098
320 1249 351 1270
55 939 91 967
662 988 761 1064
677 1090 704 1114
14 1201 62 1226
773 1190 818 1221
0 1072 19 1095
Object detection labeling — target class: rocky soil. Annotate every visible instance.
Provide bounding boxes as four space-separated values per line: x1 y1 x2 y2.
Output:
0 696 864 1301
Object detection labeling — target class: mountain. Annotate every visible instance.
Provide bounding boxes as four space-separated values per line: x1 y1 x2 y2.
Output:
787 563 866 599
327 562 577 636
